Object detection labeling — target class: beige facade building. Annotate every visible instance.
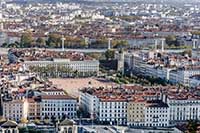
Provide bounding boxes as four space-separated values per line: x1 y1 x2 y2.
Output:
127 99 145 126
28 98 40 120
127 99 169 127
3 99 28 122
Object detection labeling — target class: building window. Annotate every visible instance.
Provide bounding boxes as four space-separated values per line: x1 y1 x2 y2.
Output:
68 127 72 133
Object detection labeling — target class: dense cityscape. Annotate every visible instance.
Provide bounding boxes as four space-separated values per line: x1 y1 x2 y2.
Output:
0 0 200 133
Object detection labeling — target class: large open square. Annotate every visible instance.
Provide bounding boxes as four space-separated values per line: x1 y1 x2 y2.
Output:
49 78 117 97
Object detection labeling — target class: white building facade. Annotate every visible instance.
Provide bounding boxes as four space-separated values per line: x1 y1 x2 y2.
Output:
144 101 169 127
40 95 77 119
24 59 99 77
79 91 99 116
169 69 200 86
168 98 200 124
99 100 127 125
189 76 200 87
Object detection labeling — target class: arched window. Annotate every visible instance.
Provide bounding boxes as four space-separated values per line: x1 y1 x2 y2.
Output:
68 127 73 133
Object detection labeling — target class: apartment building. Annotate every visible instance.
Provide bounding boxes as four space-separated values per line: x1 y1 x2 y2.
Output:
3 99 28 122
79 86 168 126
79 89 100 116
40 95 77 119
99 97 127 125
79 84 200 127
28 98 40 120
127 99 145 126
8 49 99 77
124 51 172 80
144 100 169 127
124 50 200 86
131 52 147 74
24 59 99 77
127 99 169 127
42 88 66 95
115 51 125 73
169 67 200 86
167 94 200 124
189 75 200 87
3 94 77 121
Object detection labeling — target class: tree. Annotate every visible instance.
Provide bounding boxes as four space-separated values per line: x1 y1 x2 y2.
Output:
105 49 115 60
1 43 7 47
34 119 40 124
21 32 33 47
44 117 50 124
165 35 179 47
182 49 192 57
73 70 79 78
46 33 61 48
90 38 108 48
157 52 162 58
7 43 19 48
87 53 102 60
112 40 128 49
80 39 88 48
19 127 28 133
187 120 198 133
15 41 20 46
0 118 6 122
191 31 200 36
20 118 28 125
36 37 46 47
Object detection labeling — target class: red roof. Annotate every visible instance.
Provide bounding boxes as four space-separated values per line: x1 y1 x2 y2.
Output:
18 88 25 93
41 95 76 100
